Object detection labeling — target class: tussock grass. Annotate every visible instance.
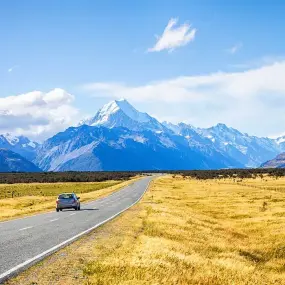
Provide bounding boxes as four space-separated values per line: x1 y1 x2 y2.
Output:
0 181 120 199
6 175 285 285
0 179 136 222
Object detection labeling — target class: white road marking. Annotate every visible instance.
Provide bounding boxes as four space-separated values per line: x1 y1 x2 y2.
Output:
19 226 33 231
0 181 134 225
49 218 59 222
0 212 55 225
69 213 76 216
0 178 153 283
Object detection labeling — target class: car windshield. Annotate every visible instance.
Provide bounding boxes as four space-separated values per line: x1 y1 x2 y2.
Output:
58 194 73 199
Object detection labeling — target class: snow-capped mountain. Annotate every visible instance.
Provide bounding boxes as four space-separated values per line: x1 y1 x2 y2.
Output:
35 124 240 171
79 99 168 132
30 98 285 171
164 122 284 167
276 136 285 150
0 134 39 161
196 123 283 167
162 122 213 147
0 149 41 172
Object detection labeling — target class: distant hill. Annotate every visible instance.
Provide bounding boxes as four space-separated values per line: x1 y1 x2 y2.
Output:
0 149 41 172
261 153 285 168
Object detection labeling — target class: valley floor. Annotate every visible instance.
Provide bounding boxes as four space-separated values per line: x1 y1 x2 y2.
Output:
6 175 285 284
0 179 137 221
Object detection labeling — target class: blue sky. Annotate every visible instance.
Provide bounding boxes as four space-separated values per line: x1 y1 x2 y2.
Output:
1 0 285 139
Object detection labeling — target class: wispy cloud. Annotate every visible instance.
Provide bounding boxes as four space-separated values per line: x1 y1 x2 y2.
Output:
147 18 197 53
230 55 285 70
82 60 285 136
8 65 19 73
227 42 243 54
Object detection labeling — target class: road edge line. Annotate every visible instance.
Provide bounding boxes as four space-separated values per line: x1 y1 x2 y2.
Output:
0 179 139 225
0 177 153 284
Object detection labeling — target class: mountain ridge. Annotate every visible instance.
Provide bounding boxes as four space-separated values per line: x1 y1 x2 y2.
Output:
79 99 169 133
0 134 39 161
261 153 285 168
0 148 42 172
35 125 241 171
2 98 285 171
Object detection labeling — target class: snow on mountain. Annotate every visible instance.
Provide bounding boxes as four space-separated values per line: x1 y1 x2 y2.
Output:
3 133 20 145
31 98 285 171
162 122 214 148
80 99 147 126
161 121 285 167
35 124 239 171
195 123 283 167
0 133 39 161
277 136 285 144
162 121 182 134
276 136 285 151
79 99 168 132
162 121 197 135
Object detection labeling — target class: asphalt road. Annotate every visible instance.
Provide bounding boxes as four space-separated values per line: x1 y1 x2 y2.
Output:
0 176 154 283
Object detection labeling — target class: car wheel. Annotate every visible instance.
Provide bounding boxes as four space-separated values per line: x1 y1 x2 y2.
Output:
56 208 59 212
78 206 80 211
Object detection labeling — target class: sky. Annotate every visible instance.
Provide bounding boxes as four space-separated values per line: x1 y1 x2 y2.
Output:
1 0 285 140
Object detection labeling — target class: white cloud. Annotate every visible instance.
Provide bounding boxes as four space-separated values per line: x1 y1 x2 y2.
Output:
82 61 285 137
227 42 243 54
0 88 79 141
147 18 196 53
230 55 285 69
8 65 19 73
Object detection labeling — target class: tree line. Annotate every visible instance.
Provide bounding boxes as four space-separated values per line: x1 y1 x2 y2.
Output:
166 168 285 179
0 168 284 184
0 171 143 184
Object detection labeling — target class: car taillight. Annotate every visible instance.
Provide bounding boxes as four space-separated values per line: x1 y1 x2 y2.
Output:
56 200 59 204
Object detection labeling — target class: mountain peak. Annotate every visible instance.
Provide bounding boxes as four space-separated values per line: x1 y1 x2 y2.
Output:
80 98 152 127
214 123 229 129
107 99 150 123
1 133 20 145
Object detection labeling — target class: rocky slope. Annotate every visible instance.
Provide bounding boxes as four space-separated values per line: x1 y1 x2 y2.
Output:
0 149 41 172
261 153 285 168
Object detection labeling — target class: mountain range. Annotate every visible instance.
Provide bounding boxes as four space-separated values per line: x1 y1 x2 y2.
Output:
0 134 39 161
1 99 285 172
261 153 285 168
0 149 41 172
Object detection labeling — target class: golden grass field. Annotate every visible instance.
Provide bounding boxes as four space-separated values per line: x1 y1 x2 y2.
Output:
6 175 285 285
0 179 137 222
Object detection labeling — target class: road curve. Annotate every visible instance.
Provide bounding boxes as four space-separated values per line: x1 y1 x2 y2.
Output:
0 175 154 283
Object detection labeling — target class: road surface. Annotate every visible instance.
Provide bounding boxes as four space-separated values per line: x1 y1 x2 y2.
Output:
0 176 153 283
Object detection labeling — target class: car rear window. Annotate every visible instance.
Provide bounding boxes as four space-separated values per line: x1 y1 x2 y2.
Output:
58 194 73 199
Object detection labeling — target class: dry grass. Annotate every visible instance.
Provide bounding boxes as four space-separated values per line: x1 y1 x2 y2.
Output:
0 179 137 222
6 175 285 285
0 181 122 199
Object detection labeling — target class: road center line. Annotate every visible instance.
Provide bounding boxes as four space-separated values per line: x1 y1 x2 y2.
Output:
0 177 153 284
49 218 59 222
19 226 33 231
